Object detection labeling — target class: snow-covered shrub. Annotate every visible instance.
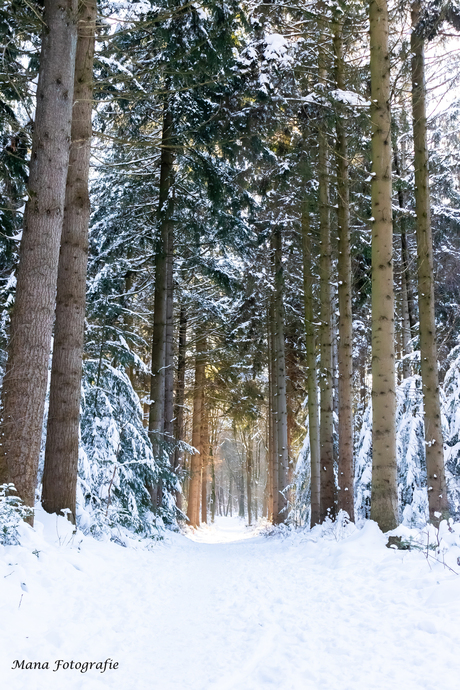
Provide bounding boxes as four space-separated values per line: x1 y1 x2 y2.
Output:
0 484 33 546
296 374 432 527
318 509 355 541
293 392 337 527
396 376 428 526
443 344 460 516
354 400 373 522
292 418 310 527
354 375 429 526
78 360 177 540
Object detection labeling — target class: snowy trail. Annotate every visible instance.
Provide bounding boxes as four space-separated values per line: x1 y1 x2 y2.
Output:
2 514 460 690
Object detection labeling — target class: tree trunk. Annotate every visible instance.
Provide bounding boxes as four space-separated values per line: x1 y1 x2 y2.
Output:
266 384 273 521
163 225 174 441
273 230 289 524
41 0 96 523
201 383 209 524
369 0 398 531
238 470 245 518
268 298 279 522
186 324 206 527
173 305 187 510
333 18 354 521
149 103 174 457
411 1 449 523
401 222 417 333
246 430 253 526
318 28 336 521
0 0 77 514
301 201 321 527
394 149 412 379
228 472 232 517
210 447 216 522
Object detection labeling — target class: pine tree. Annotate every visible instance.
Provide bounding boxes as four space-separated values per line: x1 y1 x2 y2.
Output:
0 0 78 517
369 0 398 531
333 11 354 521
42 0 97 522
410 0 449 523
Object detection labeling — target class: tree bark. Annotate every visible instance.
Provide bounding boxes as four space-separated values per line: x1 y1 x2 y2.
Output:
301 201 321 527
201 382 209 524
149 103 174 454
238 470 245 518
268 298 279 522
318 27 336 521
394 149 413 379
41 0 96 523
0 0 78 514
173 305 187 510
411 1 449 523
333 18 354 521
246 429 253 525
186 324 206 527
266 380 273 521
163 225 174 441
210 446 216 522
369 0 398 531
273 229 289 524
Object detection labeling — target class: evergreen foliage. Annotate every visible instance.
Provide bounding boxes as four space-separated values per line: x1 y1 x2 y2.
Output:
2 0 460 536
78 361 177 539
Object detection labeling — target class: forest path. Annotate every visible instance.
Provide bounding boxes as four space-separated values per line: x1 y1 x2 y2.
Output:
2 514 460 690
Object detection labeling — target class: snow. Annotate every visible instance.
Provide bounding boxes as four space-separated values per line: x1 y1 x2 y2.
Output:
2 513 460 689
329 89 370 108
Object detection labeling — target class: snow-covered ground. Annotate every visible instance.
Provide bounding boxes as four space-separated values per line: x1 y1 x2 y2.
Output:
2 512 460 690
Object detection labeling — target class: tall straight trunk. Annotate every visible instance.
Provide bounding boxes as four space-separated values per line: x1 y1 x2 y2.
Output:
238 470 245 518
400 265 412 380
149 103 174 453
0 0 77 511
41 0 96 522
273 230 289 523
369 0 398 531
124 266 135 385
394 150 413 379
268 299 279 521
411 2 448 523
266 381 273 520
228 472 233 517
186 324 205 527
318 29 335 521
173 306 187 509
401 221 417 332
201 382 209 524
246 431 253 526
301 201 321 526
163 227 174 440
396 141 417 334
266 390 273 520
210 448 216 522
254 440 259 520
333 19 354 521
